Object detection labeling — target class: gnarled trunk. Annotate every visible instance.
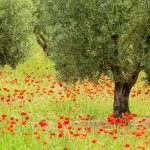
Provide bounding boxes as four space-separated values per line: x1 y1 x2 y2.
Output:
113 82 131 115
113 70 140 116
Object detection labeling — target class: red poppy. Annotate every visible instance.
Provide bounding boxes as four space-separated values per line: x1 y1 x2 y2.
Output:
124 144 130 148
91 138 98 144
57 122 63 128
43 141 48 144
22 121 27 125
20 111 27 116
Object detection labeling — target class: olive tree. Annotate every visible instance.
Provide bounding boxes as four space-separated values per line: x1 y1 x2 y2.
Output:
0 0 35 68
32 0 47 51
38 0 150 116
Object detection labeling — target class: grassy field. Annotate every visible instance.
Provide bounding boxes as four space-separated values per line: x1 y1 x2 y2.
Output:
0 46 150 150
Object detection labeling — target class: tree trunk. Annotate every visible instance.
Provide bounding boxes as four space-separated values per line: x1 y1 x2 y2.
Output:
113 70 140 116
113 82 131 116
35 33 47 51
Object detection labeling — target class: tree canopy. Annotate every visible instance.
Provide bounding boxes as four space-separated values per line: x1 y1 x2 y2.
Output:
36 0 150 115
38 0 150 83
0 0 35 68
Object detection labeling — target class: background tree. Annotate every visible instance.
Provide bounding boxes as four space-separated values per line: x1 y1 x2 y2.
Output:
32 0 47 51
0 0 35 68
38 0 150 116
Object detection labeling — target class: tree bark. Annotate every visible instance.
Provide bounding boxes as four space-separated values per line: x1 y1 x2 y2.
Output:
35 33 47 51
113 82 131 116
113 70 140 116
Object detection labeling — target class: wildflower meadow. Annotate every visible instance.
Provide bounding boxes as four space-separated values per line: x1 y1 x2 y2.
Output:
0 47 149 150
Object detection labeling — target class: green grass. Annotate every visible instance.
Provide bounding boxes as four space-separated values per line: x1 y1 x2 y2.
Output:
0 48 149 150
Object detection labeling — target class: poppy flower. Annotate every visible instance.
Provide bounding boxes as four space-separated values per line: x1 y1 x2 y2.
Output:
57 122 63 128
91 138 98 144
20 111 27 116
36 136 40 139
22 121 27 125
43 141 48 144
124 144 130 148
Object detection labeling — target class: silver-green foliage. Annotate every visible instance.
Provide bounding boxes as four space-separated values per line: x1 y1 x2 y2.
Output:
0 0 35 68
40 0 150 83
